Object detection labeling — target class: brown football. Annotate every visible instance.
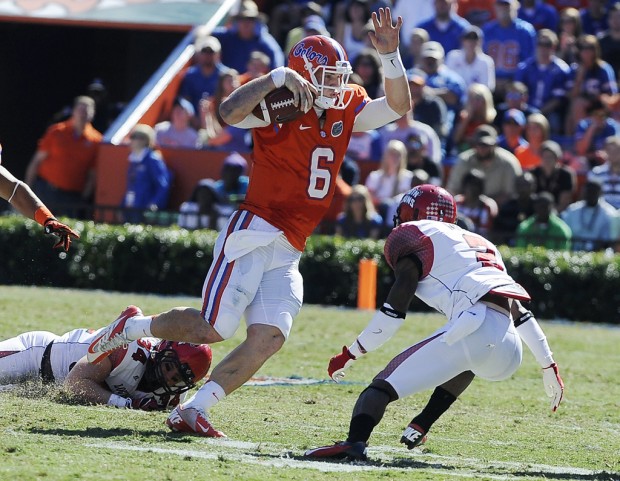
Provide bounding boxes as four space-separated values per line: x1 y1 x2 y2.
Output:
252 87 307 124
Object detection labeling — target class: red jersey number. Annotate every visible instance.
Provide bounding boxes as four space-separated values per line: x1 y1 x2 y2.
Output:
463 233 504 271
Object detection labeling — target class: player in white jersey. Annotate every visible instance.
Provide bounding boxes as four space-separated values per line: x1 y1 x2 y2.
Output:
0 317 212 411
304 184 564 461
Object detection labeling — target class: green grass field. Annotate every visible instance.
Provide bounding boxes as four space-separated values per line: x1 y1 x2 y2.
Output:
0 285 618 481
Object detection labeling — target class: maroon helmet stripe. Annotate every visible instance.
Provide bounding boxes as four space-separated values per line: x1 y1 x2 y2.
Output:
374 332 444 380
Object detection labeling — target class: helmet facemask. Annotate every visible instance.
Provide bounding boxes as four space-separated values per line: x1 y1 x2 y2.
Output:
304 56 353 110
148 347 196 396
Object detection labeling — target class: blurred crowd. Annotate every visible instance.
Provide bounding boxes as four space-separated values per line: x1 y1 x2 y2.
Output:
18 0 620 252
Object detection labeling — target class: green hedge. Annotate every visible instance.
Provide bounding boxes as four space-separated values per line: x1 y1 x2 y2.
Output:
1 216 618 323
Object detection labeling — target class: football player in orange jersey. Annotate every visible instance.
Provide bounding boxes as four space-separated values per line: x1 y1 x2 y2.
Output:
86 7 411 437
0 144 79 251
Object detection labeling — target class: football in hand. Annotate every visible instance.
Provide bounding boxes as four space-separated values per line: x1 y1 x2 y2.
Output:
252 87 308 124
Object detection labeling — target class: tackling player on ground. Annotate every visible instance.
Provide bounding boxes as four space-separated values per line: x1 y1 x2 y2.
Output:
0 319 212 411
0 143 79 251
85 7 411 437
304 185 564 460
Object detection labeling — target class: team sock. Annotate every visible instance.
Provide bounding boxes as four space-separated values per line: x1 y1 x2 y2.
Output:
347 414 377 443
410 386 457 432
183 380 226 411
124 315 153 340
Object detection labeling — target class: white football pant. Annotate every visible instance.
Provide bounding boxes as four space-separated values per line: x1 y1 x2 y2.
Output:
200 210 303 340
376 305 523 398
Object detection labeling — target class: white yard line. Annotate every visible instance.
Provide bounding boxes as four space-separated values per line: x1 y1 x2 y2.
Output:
85 440 515 479
84 438 608 480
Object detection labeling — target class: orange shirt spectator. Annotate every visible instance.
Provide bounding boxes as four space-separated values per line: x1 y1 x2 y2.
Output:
514 144 541 170
36 120 101 192
26 96 102 218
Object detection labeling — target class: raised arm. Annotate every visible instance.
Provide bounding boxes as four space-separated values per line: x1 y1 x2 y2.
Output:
367 8 411 116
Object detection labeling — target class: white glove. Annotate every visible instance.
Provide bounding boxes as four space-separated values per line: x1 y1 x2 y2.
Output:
542 363 564 412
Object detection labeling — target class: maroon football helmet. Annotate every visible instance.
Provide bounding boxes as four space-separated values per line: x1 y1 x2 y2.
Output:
146 341 212 395
394 184 458 227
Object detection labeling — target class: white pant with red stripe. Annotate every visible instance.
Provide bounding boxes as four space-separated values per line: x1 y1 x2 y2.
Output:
200 210 303 340
375 304 523 399
0 331 58 384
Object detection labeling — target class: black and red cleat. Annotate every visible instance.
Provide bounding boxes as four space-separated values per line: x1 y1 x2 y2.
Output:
304 441 367 461
400 423 428 450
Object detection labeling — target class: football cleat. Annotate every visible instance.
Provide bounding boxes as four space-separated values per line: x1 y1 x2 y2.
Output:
86 305 142 364
400 423 428 450
166 405 226 438
304 441 368 461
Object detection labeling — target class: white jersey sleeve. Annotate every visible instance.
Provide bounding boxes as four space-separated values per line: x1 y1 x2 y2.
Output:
353 97 401 132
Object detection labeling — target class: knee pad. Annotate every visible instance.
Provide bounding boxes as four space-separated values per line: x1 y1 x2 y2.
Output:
352 380 399 419
209 309 241 340
368 379 399 402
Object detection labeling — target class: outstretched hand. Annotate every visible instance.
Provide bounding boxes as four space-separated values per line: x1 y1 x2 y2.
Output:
542 363 564 412
44 219 79 251
368 7 403 55
328 346 356 382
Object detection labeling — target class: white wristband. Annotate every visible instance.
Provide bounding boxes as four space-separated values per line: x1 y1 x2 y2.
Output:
7 180 21 204
378 50 406 79
107 393 131 408
270 66 286 89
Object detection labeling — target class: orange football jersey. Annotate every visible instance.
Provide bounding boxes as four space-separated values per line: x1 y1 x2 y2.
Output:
240 84 370 251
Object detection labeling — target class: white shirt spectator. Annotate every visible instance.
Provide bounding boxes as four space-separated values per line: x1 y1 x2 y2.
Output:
445 49 496 93
365 170 414 204
561 199 618 250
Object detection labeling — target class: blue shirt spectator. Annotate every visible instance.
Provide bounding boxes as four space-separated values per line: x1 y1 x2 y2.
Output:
213 1 284 74
483 0 536 81
178 36 229 121
123 124 171 223
417 0 471 55
575 116 620 154
419 42 467 134
514 30 571 112
567 59 619 97
518 0 559 32
580 2 608 36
